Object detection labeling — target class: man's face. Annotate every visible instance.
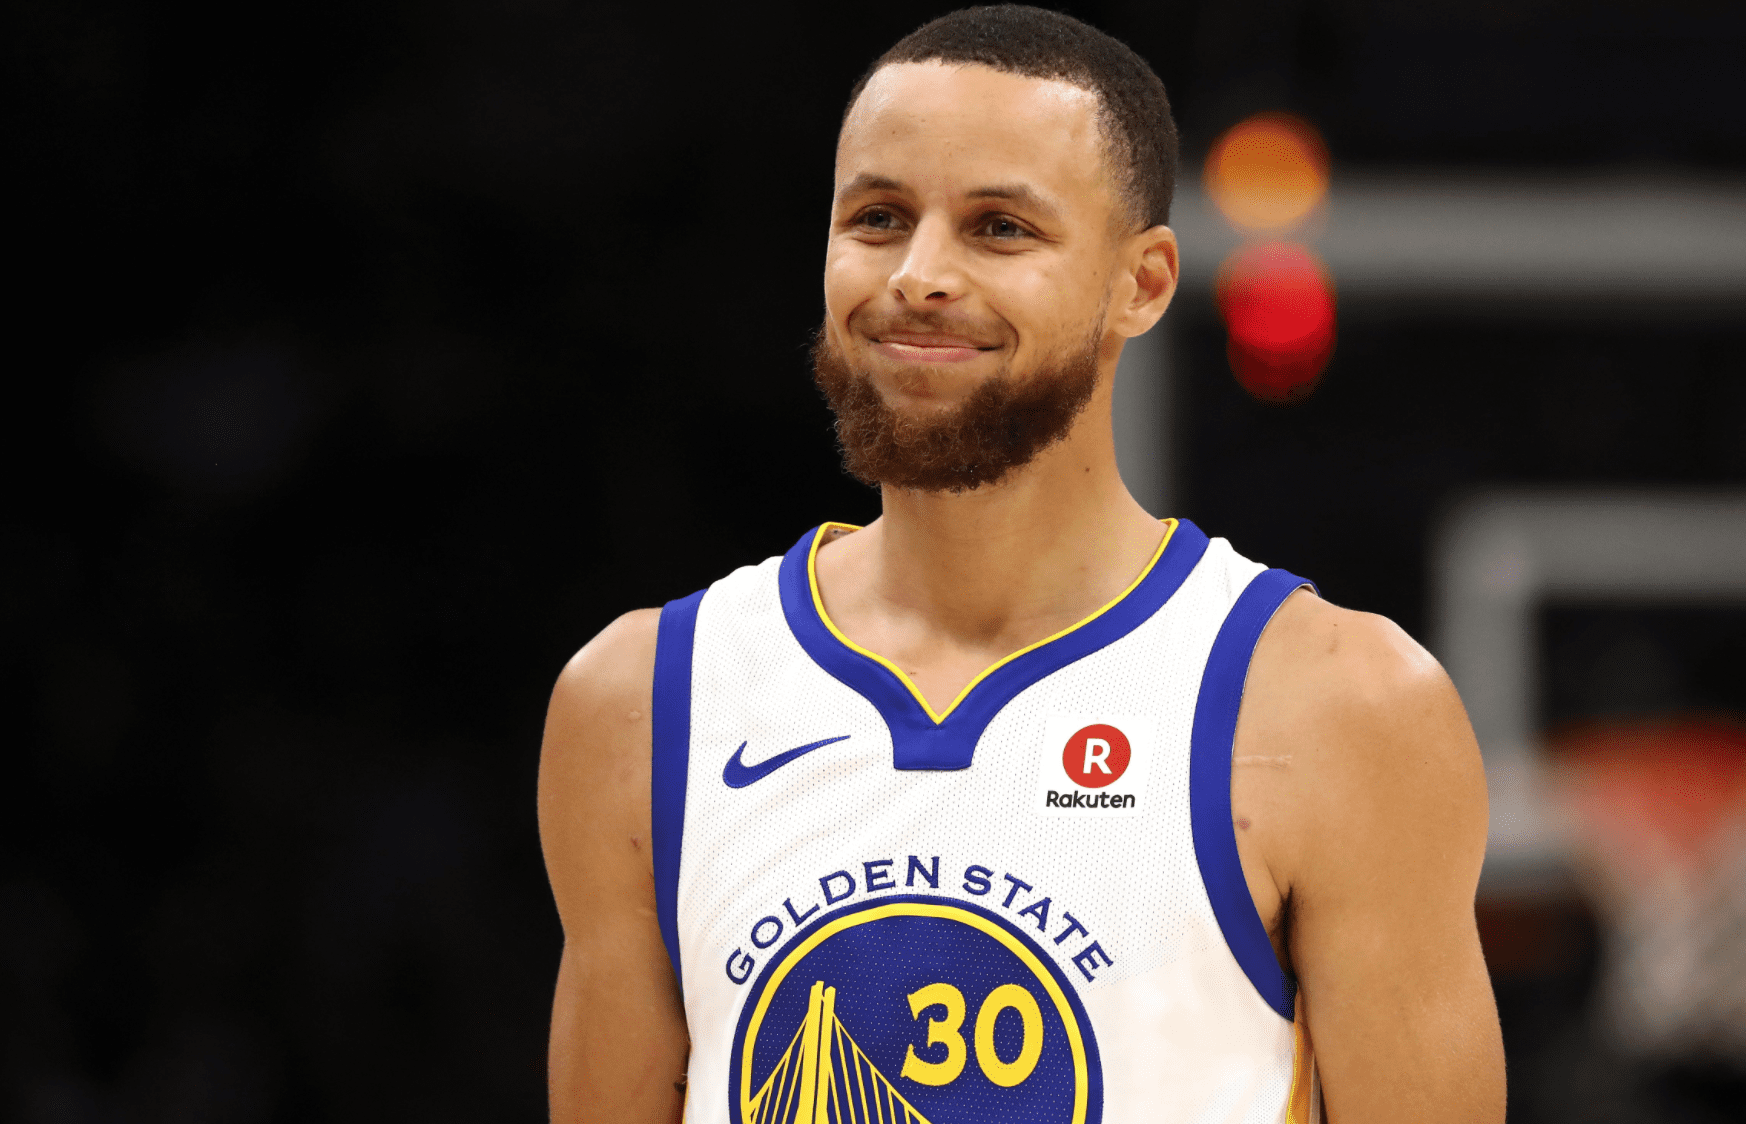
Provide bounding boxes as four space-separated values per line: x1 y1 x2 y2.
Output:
818 62 1129 491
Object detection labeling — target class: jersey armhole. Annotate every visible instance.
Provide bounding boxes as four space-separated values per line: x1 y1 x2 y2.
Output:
1189 567 1315 1022
651 587 706 997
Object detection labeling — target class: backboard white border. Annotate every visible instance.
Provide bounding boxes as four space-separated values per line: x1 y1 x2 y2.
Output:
1432 491 1746 888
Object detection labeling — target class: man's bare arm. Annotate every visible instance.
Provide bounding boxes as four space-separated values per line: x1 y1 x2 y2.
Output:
1235 594 1506 1122
539 609 689 1123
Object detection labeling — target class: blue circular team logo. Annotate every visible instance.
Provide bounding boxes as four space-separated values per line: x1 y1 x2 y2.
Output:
730 895 1102 1124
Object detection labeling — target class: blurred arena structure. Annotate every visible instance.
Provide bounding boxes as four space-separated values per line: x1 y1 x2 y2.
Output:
1113 171 1746 510
1174 171 1746 305
1433 491 1746 882
1434 492 1746 1062
1551 720 1746 1065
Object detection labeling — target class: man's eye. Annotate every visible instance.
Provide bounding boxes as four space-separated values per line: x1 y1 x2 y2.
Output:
858 208 899 231
983 216 1029 239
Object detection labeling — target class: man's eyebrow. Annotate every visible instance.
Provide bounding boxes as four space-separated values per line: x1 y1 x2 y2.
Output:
967 183 1061 220
836 173 905 205
834 176 1062 221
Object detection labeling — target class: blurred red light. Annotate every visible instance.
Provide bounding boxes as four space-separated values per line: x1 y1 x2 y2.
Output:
1215 241 1336 402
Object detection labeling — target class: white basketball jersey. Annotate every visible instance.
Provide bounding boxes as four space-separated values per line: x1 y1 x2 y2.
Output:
650 518 1321 1124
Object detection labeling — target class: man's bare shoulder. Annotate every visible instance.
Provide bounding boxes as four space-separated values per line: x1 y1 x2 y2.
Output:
1253 590 1456 731
539 609 663 892
1238 590 1488 893
548 608 662 741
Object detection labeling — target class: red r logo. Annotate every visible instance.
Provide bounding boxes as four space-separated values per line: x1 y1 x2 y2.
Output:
1062 724 1130 788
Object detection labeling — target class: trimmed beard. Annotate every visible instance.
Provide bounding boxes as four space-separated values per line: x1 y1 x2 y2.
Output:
810 324 1102 493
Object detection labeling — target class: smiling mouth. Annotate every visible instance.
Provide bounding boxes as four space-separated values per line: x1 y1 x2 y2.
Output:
870 334 1000 363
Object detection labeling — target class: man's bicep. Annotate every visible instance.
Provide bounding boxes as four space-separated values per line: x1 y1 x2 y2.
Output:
1288 628 1504 1123
549 921 688 1122
539 610 689 1123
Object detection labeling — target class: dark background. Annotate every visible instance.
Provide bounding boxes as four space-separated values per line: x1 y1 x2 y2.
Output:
6 1 1745 1120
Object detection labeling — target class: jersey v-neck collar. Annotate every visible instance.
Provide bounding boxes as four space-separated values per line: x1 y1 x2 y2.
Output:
777 517 1211 770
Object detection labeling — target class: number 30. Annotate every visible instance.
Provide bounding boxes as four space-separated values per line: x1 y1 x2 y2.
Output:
899 982 1044 1087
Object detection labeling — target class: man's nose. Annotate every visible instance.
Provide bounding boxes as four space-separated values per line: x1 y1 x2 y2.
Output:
889 217 966 306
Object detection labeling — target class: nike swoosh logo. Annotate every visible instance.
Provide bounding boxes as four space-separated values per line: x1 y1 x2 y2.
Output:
722 735 851 789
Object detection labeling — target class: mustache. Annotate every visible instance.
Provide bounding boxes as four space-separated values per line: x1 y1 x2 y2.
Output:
850 309 1007 344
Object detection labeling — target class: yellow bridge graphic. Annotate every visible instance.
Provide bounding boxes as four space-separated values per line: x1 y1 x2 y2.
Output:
746 981 936 1124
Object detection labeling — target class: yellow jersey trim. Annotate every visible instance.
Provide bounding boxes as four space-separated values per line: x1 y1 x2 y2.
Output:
806 518 1180 725
1286 990 1316 1123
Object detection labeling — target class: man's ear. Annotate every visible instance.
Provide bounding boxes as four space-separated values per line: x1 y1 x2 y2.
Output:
1111 226 1179 339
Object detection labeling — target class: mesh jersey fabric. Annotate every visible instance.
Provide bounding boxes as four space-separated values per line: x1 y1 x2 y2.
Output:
653 519 1321 1124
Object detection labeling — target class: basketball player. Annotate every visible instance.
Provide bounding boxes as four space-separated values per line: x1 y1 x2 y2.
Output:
540 7 1505 1122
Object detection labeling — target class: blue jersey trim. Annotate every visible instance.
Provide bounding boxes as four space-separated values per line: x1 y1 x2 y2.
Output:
1189 567 1313 1022
778 520 1211 770
651 587 706 994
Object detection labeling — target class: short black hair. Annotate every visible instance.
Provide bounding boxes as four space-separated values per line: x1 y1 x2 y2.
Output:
845 5 1179 228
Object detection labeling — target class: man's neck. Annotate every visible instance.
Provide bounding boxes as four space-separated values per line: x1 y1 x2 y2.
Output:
813 383 1165 714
